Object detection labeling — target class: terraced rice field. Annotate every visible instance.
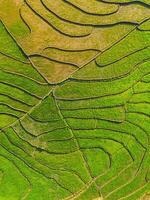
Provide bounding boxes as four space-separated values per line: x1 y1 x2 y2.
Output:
0 0 150 199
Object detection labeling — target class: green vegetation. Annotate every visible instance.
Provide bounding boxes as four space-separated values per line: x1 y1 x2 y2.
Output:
0 0 149 199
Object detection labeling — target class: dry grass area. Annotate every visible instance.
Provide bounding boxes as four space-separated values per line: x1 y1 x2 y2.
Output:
140 194 150 200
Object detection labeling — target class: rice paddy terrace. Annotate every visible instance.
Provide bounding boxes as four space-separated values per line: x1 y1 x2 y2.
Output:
0 0 150 199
